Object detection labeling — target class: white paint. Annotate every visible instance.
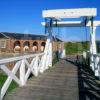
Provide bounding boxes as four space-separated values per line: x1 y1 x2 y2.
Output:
90 27 97 71
60 49 66 58
42 8 100 78
43 8 97 18
40 37 51 73
0 53 43 64
83 51 87 59
0 61 21 99
90 54 100 78
42 21 100 27
0 53 49 100
20 59 26 86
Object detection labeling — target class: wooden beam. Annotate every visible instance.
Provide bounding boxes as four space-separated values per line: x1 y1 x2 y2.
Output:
41 21 100 27
43 8 97 18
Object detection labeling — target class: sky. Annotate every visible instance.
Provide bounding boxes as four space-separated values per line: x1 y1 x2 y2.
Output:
0 0 100 41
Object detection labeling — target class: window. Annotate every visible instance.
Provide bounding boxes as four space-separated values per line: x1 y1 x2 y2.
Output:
0 40 6 48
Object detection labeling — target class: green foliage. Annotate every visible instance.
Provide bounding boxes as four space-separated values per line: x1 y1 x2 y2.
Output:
0 73 18 93
0 74 7 88
65 41 90 55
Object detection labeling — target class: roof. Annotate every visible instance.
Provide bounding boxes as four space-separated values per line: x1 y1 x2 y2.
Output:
0 32 8 39
0 32 62 41
0 32 47 40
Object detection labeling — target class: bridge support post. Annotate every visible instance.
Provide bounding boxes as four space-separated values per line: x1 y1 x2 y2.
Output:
48 36 52 67
90 26 99 76
40 36 52 73
40 21 52 73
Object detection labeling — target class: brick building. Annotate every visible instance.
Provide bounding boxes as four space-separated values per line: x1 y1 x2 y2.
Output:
0 32 62 53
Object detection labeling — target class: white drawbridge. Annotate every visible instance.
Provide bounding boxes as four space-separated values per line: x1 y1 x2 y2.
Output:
0 8 100 100
42 8 100 78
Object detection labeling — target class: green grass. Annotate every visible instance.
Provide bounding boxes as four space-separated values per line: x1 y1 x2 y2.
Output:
64 42 90 55
0 74 7 88
0 73 18 93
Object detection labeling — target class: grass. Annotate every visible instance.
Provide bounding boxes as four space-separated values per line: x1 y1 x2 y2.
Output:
0 73 18 93
65 42 90 55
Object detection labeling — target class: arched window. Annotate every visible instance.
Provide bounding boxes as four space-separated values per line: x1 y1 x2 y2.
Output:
23 41 30 52
33 41 38 52
41 42 45 52
14 41 21 52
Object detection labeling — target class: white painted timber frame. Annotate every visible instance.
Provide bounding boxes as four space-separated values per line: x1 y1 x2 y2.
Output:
0 39 52 100
42 21 100 27
42 8 100 78
0 7 100 100
0 13 53 99
43 8 97 18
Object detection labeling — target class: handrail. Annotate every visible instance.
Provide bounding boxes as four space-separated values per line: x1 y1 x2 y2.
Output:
0 52 50 100
0 53 44 65
0 33 53 100
85 52 100 79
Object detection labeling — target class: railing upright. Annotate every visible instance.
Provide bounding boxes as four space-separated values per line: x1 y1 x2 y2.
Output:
0 53 47 100
20 59 26 86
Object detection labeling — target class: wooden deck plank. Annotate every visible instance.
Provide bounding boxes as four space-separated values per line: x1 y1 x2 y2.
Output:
4 59 79 100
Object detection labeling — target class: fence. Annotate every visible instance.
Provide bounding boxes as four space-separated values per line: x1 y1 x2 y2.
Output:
0 52 51 100
84 52 100 79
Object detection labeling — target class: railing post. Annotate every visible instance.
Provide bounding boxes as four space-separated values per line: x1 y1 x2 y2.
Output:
40 18 53 72
48 40 52 67
90 26 97 71
0 53 44 100
89 26 100 78
33 56 39 77
98 58 100 79
40 37 50 73
20 59 26 86
95 55 100 77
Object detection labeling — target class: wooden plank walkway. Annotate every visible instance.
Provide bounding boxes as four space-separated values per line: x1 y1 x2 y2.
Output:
66 56 100 100
4 59 79 100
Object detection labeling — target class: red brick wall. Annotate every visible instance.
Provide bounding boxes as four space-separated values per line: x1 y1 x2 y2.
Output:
2 38 64 53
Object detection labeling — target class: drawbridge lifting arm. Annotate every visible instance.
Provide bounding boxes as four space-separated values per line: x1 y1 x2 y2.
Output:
42 21 100 27
43 8 97 18
42 8 100 77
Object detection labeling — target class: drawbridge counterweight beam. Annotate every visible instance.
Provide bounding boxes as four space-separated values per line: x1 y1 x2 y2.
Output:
43 8 97 18
42 8 100 78
42 21 100 27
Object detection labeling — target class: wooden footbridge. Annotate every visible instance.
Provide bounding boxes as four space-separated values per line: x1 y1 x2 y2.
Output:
3 57 100 100
4 58 79 100
0 8 100 100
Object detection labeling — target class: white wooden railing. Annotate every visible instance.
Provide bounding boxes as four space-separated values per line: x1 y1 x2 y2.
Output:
0 52 52 100
90 54 100 78
84 52 100 79
83 51 100 79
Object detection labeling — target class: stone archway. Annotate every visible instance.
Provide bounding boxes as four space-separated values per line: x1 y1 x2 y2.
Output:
14 41 21 53
41 42 45 52
23 41 30 52
33 41 38 52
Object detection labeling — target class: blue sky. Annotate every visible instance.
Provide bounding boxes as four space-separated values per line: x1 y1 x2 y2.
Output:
0 0 100 41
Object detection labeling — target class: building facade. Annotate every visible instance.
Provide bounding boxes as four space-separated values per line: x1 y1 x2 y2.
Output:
0 32 63 53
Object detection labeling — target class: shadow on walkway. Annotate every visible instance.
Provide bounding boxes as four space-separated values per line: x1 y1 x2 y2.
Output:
66 56 100 100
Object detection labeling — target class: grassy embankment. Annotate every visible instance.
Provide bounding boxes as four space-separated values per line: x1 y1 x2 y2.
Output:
65 41 90 55
0 73 18 94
